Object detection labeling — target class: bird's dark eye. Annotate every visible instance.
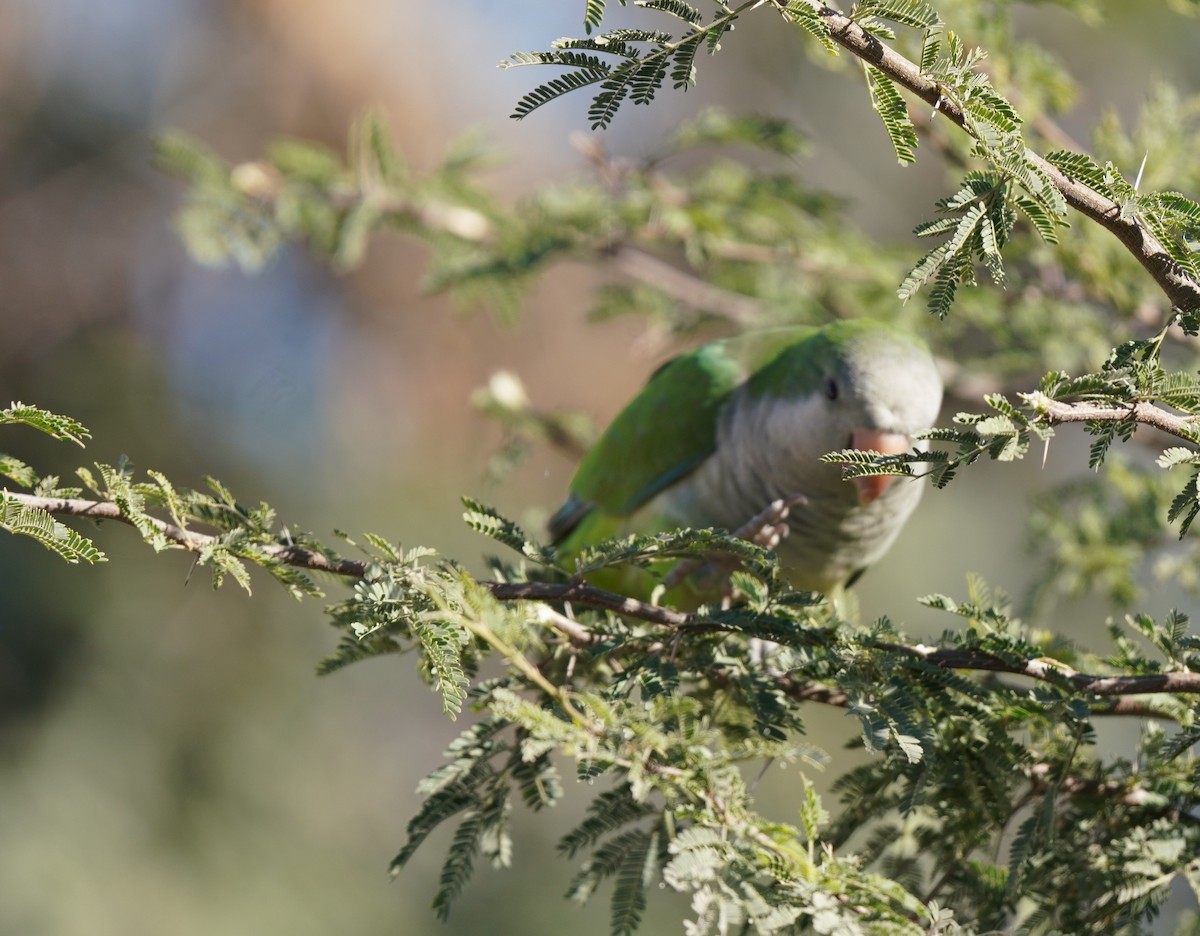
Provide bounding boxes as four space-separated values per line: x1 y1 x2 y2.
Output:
824 377 839 401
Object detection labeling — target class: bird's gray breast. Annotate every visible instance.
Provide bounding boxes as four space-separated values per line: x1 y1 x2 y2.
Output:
656 388 923 592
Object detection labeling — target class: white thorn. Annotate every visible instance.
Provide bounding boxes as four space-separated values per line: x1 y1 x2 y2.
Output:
1041 436 1051 470
1134 152 1149 192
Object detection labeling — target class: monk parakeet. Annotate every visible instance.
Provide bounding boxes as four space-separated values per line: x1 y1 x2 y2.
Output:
549 320 943 598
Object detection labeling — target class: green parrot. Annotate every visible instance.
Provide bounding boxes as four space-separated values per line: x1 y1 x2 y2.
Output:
549 319 943 600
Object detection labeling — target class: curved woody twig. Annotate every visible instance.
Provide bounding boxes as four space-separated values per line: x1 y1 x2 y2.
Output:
8 489 1199 701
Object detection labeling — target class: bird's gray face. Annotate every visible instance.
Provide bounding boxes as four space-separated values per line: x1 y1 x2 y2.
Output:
722 329 943 513
819 338 943 504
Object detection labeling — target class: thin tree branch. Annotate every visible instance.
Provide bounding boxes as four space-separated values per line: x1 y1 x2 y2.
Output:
791 1 1200 313
874 640 1200 696
609 245 764 325
1025 392 1200 443
13 490 1200 699
4 492 370 578
486 579 694 628
980 678 1185 718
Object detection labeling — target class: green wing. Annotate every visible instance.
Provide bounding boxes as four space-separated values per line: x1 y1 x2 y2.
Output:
550 326 816 544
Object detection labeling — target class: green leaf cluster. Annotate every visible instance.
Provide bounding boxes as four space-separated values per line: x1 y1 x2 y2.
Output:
1 402 102 564
503 2 750 129
365 507 1200 934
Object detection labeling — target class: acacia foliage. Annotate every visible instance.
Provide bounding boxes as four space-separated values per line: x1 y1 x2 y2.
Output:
9 0 1200 933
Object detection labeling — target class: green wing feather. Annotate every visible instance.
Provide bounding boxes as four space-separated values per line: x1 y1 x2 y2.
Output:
550 326 822 545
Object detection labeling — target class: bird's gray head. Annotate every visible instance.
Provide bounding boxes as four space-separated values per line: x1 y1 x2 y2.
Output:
744 321 943 504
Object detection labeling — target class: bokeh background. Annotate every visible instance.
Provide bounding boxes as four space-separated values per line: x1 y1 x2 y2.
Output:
1 2 1198 933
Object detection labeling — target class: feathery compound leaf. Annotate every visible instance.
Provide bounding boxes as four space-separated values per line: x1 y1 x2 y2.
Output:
560 786 657 858
567 826 657 917
433 809 485 920
582 28 673 45
1043 149 1110 193
937 201 985 253
911 215 964 239
1157 447 1200 469
630 56 669 106
414 617 471 717
524 43 634 63
899 201 984 308
635 0 701 24
704 19 731 53
590 61 643 129
0 494 106 564
977 209 1007 286
937 170 1001 211
462 497 548 562
1158 191 1200 228
511 748 563 811
585 0 607 33
392 759 499 874
963 91 1021 135
575 527 778 584
1 403 90 446
998 151 1067 221
1167 470 1200 535
1141 207 1200 278
0 455 36 487
611 826 658 936
853 0 940 29
418 718 509 798
781 1 838 55
897 241 951 302
1152 370 1200 410
669 33 702 89
927 258 963 319
257 560 320 601
88 461 169 552
918 27 941 71
984 393 1026 422
820 448 916 479
1014 194 1060 243
153 130 228 186
865 66 918 165
509 65 613 121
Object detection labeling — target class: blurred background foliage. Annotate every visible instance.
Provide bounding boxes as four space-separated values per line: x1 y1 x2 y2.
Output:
2 1 1200 933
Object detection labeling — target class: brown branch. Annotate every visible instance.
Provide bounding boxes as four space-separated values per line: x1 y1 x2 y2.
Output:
780 677 1187 718
1090 696 1182 717
609 246 765 326
5 492 370 578
979 678 1184 718
13 490 1200 700
489 582 1200 699
235 4 1200 317
1024 392 1200 443
485 579 694 629
793 2 1200 313
877 641 1200 696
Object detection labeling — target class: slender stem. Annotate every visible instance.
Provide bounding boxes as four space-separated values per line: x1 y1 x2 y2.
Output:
2 491 369 576
11 489 1200 699
781 1 1200 313
1025 393 1200 443
458 613 590 726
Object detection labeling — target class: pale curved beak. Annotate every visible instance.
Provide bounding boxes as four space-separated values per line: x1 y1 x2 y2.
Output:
850 428 912 504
